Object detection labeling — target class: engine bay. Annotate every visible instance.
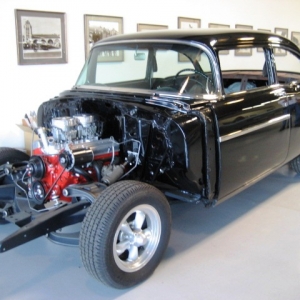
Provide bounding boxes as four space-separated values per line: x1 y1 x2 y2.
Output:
1 92 199 217
9 108 142 211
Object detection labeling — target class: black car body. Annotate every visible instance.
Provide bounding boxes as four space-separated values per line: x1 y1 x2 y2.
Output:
1 29 300 288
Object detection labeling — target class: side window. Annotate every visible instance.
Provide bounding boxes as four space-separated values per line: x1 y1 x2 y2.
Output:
153 49 215 94
218 48 268 94
155 49 213 79
273 49 300 83
155 50 194 77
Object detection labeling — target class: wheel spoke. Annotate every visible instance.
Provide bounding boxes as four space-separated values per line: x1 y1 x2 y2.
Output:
134 210 146 230
116 240 130 255
121 221 134 235
143 229 152 241
128 245 139 262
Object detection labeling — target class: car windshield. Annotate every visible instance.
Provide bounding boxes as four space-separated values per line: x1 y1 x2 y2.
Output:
75 42 216 95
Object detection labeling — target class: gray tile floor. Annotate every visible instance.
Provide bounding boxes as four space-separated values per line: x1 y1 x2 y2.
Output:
1 165 300 300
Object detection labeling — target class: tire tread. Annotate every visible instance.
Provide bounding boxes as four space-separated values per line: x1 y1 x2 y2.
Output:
0 147 29 164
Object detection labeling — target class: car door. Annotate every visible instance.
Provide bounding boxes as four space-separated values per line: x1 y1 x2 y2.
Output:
214 48 291 200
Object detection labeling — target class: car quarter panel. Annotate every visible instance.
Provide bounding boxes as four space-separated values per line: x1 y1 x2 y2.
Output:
283 83 300 162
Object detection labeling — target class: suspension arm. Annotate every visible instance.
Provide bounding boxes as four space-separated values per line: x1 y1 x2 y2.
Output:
0 200 90 253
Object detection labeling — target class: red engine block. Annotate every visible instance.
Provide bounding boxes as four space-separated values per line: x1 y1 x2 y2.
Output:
27 138 120 205
27 149 88 203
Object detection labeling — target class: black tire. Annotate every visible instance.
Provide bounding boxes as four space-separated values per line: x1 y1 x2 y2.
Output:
290 155 300 174
0 147 29 184
0 147 29 165
79 180 171 289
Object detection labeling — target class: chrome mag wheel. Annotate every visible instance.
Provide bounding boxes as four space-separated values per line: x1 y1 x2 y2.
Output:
113 204 161 272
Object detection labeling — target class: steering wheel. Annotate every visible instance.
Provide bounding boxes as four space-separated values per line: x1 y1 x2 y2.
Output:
173 68 213 94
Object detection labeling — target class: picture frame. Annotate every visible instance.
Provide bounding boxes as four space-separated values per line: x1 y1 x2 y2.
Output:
208 23 230 29
291 31 300 48
84 14 123 61
208 23 230 54
178 17 201 29
178 17 201 62
234 24 253 56
257 29 271 52
15 9 67 65
137 23 168 32
274 27 289 56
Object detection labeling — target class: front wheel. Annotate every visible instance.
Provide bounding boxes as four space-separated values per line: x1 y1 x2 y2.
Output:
79 180 171 289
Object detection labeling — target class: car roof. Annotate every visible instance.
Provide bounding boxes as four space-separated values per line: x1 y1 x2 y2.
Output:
96 28 300 55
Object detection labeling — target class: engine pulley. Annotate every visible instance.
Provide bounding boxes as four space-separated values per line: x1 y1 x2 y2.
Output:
59 151 73 169
32 180 46 205
28 156 45 179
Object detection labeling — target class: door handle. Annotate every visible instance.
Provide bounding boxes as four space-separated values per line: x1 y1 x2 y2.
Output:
274 90 286 97
289 80 300 91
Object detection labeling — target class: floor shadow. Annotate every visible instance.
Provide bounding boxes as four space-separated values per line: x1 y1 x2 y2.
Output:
164 164 299 259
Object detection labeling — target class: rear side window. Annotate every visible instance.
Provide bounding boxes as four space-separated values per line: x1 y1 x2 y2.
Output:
218 48 268 94
274 49 300 83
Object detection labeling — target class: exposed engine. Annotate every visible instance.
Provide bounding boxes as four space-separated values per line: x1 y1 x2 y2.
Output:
24 114 139 208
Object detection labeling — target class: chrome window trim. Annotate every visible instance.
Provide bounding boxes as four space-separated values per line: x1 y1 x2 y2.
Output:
219 114 290 143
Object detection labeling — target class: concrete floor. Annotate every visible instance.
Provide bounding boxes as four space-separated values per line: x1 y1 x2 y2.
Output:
1 165 300 300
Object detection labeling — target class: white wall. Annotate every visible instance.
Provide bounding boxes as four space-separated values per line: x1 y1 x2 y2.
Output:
1 0 300 149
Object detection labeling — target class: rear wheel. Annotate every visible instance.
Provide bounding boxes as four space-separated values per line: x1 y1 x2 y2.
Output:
79 180 171 289
0 147 29 164
290 155 300 174
0 147 29 223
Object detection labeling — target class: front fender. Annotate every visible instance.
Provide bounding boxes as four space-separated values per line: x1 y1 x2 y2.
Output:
187 105 221 204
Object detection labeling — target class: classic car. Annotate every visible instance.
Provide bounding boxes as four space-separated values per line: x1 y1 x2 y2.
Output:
1 29 300 289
